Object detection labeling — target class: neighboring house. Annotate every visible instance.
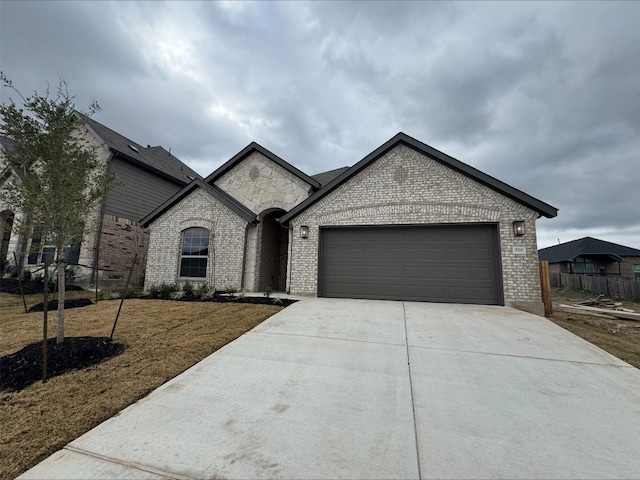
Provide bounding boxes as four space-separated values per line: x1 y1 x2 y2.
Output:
538 237 640 279
142 132 557 315
0 115 200 289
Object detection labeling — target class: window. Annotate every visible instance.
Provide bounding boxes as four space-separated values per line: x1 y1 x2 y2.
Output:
180 227 209 278
634 264 640 278
572 258 594 274
27 227 81 265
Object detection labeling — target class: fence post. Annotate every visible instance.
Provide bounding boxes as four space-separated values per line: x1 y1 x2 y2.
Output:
539 260 553 316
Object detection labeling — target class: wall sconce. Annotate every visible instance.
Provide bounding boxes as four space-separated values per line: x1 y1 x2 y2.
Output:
300 225 309 239
513 220 525 236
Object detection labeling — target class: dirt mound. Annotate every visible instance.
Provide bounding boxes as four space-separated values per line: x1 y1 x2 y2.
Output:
0 337 124 392
28 298 93 313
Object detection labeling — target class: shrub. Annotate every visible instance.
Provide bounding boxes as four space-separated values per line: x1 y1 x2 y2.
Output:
225 286 238 295
193 283 208 300
182 281 194 297
170 290 185 300
263 286 272 298
158 282 179 300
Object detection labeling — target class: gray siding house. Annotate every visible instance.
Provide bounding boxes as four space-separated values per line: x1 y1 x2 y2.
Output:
142 133 557 314
0 116 200 289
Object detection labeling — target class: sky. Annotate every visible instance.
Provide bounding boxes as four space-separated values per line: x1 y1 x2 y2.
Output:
1 1 638 249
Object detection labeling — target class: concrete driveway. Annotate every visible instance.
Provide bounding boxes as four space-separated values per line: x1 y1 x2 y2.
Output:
19 299 640 479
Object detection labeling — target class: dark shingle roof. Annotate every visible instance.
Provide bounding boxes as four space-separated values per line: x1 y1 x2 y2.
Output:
280 132 558 224
140 178 256 227
0 136 17 152
538 237 640 263
205 142 320 190
311 166 350 187
82 115 201 185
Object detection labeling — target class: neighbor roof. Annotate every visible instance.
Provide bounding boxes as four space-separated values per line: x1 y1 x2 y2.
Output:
280 132 558 224
538 237 640 264
205 142 321 190
82 115 201 186
140 178 257 227
0 136 17 152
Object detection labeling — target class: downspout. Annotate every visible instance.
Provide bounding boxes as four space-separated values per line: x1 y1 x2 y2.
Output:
240 220 258 291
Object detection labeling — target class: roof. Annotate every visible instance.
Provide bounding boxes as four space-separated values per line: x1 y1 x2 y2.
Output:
81 115 201 186
538 237 640 263
280 132 558 224
0 136 25 182
311 166 350 187
205 142 321 190
0 136 17 152
140 178 257 227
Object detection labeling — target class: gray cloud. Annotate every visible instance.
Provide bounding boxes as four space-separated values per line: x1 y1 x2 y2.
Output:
1 0 638 249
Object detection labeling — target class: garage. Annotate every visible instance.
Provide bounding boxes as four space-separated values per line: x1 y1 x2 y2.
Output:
318 224 502 304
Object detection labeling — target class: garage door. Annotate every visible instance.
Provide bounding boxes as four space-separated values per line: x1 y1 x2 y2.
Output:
318 225 502 304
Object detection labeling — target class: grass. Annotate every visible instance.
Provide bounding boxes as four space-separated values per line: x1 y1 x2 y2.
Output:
0 290 282 480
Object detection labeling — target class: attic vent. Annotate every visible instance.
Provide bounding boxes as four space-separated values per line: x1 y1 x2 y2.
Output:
128 144 139 153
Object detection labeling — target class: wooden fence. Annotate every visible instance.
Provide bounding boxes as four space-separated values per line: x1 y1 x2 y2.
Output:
550 272 640 301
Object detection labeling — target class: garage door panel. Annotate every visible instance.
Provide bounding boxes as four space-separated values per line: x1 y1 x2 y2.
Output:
319 225 502 305
448 266 494 281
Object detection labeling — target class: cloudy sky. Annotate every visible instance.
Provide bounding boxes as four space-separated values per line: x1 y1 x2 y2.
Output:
1 1 638 249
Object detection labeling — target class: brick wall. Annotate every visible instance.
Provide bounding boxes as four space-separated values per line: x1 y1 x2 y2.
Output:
145 188 248 291
95 215 149 289
288 144 542 313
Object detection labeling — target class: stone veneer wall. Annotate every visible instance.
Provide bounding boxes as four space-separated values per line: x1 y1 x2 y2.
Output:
289 144 543 313
144 189 248 291
214 151 313 290
214 152 312 213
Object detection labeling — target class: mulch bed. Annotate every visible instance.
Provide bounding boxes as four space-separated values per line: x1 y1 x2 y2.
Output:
28 298 94 313
146 293 298 307
206 296 298 307
0 279 83 295
0 337 124 392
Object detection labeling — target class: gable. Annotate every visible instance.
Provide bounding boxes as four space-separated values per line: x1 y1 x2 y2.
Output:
281 132 557 224
291 143 541 226
212 150 316 214
140 178 256 227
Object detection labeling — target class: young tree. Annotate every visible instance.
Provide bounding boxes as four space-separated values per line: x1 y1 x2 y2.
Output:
0 74 114 343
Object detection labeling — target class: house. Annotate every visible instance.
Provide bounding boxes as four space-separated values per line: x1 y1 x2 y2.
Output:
0 115 201 289
142 132 557 315
538 237 640 278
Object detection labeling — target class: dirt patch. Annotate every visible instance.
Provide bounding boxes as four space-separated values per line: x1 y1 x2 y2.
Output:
548 287 640 369
1 337 124 391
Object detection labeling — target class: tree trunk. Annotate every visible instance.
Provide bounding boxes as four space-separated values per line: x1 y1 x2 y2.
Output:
57 261 65 344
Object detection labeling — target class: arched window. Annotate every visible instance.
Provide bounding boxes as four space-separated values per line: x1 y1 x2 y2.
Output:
180 227 209 278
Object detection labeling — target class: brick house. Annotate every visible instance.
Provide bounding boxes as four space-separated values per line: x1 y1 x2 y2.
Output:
0 115 200 289
539 237 640 279
142 133 557 314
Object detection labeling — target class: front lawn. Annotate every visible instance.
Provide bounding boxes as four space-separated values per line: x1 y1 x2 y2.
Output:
0 291 282 479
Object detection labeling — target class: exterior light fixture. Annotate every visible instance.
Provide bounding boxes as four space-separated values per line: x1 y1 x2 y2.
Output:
300 225 309 239
513 220 525 236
